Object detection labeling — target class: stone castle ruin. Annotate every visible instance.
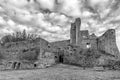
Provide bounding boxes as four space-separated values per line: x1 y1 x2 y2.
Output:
70 18 119 58
51 18 120 68
0 18 120 70
52 18 120 57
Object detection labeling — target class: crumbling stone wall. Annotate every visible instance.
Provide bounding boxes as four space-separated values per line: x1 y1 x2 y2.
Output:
51 40 70 50
75 18 81 45
50 18 120 67
97 29 120 58
35 50 56 68
0 37 57 70
63 45 78 64
80 39 97 50
69 18 98 50
69 18 120 58
70 18 81 45
79 30 89 39
52 18 120 67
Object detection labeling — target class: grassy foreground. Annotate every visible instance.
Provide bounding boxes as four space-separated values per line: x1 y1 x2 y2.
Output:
0 64 120 80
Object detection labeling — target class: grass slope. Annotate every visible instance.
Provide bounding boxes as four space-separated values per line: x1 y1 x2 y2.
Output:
0 64 120 80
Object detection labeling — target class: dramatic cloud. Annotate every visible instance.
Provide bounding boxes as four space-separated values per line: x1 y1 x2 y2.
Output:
0 0 120 50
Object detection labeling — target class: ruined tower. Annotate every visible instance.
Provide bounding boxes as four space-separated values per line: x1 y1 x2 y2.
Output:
70 18 81 45
70 23 76 45
75 18 81 45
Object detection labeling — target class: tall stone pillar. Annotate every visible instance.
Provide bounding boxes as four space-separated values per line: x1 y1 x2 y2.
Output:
75 18 81 45
70 23 76 45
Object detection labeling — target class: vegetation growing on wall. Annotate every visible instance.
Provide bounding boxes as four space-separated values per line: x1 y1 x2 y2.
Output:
0 30 42 63
77 49 101 68
1 30 39 45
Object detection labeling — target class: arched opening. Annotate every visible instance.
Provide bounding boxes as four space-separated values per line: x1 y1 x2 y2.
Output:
12 62 17 69
59 55 64 63
34 64 37 68
16 62 21 69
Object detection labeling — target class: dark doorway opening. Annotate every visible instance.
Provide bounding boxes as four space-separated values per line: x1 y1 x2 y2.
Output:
59 55 64 63
34 64 37 68
12 62 17 69
16 63 21 69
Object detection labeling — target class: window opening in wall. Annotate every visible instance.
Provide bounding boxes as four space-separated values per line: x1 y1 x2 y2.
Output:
48 45 50 48
86 43 91 49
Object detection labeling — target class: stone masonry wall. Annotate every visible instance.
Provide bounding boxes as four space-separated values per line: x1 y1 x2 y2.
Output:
70 23 76 45
75 18 81 45
97 29 120 59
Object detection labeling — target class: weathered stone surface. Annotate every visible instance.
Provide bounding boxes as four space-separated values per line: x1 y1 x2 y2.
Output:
96 54 116 66
80 30 89 39
98 29 120 58
36 51 56 68
0 36 56 70
70 18 81 45
69 18 98 50
20 62 34 69
89 33 97 39
51 18 120 67
51 40 70 50
70 23 76 45
35 58 55 68
75 18 81 45
80 39 97 50
70 18 119 58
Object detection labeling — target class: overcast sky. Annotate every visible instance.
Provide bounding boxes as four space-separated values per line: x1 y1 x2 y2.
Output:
0 0 120 50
